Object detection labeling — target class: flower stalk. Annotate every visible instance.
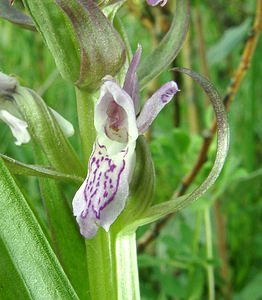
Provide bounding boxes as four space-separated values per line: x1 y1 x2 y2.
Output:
85 228 140 300
75 88 96 165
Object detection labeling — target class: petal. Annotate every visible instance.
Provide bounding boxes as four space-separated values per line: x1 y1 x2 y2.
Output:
49 107 75 137
123 45 142 114
146 0 168 6
72 140 136 239
95 80 138 152
136 81 179 134
0 110 30 145
72 177 99 238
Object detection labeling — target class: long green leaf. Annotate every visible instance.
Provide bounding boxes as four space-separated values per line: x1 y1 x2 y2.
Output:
0 157 78 299
39 179 89 300
0 153 83 184
137 0 190 89
34 146 89 300
130 69 229 229
0 0 35 30
0 239 31 299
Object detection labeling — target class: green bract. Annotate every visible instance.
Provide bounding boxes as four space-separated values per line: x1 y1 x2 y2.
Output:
22 0 126 91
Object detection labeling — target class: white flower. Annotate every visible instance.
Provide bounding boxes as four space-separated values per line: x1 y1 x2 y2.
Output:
73 46 179 239
0 110 30 146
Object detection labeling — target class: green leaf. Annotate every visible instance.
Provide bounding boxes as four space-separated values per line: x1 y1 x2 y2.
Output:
208 19 251 66
113 137 155 231
0 0 35 31
0 153 83 184
33 145 89 300
14 87 84 177
137 0 190 89
234 273 262 300
55 0 126 90
0 157 78 299
22 0 81 84
39 178 89 300
130 69 229 228
0 239 31 299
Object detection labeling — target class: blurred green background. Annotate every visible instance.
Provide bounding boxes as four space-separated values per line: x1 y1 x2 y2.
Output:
0 1 261 299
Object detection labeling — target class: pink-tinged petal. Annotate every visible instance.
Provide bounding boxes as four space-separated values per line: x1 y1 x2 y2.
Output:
147 0 168 7
123 45 142 114
72 140 136 239
136 81 179 134
95 80 138 148
72 178 99 238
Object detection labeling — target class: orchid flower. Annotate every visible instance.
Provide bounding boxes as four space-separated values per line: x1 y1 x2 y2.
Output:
0 72 75 145
73 45 179 239
147 0 168 7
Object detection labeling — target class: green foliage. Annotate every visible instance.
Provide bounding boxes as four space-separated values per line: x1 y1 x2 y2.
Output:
0 1 261 299
207 19 251 66
0 157 78 299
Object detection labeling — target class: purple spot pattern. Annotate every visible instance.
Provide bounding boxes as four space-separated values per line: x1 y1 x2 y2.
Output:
80 142 127 221
161 87 177 103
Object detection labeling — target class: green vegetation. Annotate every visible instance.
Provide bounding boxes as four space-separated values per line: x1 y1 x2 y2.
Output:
0 1 261 299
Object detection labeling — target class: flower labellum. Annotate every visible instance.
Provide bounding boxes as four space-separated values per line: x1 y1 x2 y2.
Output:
147 0 168 7
73 45 179 239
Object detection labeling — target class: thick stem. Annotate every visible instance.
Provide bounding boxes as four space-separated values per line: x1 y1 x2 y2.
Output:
85 230 117 300
75 87 96 165
115 232 140 300
85 230 140 300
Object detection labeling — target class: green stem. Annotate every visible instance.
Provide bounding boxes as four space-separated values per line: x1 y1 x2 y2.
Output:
115 232 140 300
85 229 140 300
75 87 96 165
204 206 215 300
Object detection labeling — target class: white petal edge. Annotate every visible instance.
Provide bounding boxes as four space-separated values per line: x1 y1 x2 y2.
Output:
0 110 30 146
49 107 75 138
